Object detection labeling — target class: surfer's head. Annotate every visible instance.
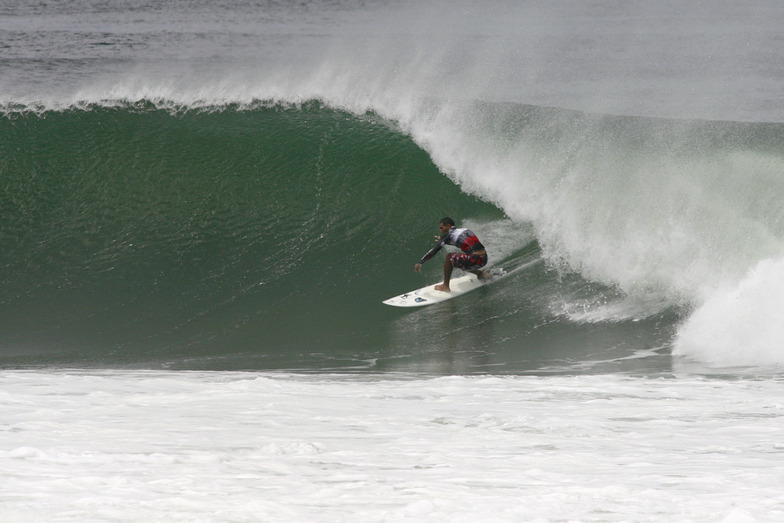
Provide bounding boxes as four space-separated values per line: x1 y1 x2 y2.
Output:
439 217 455 234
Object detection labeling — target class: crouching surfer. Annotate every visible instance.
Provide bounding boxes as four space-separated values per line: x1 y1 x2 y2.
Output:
414 217 488 292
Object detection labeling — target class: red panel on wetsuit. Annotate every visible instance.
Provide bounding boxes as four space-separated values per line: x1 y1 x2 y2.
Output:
461 235 480 252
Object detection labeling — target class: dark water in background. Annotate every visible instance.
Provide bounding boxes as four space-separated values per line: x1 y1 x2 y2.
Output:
2 1 784 373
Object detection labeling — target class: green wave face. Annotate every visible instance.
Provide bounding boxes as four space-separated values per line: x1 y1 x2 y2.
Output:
0 103 515 368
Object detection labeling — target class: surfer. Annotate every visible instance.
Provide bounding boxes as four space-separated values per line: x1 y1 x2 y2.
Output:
414 217 488 292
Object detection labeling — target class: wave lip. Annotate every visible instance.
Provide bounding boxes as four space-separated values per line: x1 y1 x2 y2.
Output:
673 257 784 368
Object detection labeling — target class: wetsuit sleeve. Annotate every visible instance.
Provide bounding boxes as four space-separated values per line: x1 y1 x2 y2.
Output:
418 235 448 265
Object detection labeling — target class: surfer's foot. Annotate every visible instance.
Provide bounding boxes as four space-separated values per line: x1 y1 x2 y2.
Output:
434 283 451 292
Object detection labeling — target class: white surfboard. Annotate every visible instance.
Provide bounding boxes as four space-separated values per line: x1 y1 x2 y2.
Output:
382 268 506 308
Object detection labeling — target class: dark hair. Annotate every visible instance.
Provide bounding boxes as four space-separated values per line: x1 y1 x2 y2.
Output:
440 217 455 227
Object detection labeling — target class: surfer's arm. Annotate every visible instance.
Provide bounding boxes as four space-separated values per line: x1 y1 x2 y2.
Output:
417 237 446 266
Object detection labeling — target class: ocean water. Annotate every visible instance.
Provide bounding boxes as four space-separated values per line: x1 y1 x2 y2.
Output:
2 1 784 520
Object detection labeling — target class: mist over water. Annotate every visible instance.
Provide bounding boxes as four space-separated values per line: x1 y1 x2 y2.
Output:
3 0 782 121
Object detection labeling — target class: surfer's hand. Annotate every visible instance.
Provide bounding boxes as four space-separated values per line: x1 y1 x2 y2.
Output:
433 235 440 241
414 263 422 272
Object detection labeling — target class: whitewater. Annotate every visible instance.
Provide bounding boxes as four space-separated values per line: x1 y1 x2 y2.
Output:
4 371 784 522
2 0 784 520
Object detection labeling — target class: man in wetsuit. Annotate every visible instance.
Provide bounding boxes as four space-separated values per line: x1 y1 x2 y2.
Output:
414 217 488 292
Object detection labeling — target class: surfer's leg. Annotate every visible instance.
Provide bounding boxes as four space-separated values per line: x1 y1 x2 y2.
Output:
434 257 453 292
468 254 489 280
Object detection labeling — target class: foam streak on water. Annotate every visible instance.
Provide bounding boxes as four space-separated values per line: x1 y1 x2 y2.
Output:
2 371 784 521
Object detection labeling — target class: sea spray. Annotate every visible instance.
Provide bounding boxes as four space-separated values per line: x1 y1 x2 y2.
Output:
673 257 784 367
406 103 784 301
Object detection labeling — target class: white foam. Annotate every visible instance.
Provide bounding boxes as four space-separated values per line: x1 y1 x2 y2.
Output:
461 218 535 267
2 370 784 521
673 257 784 367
